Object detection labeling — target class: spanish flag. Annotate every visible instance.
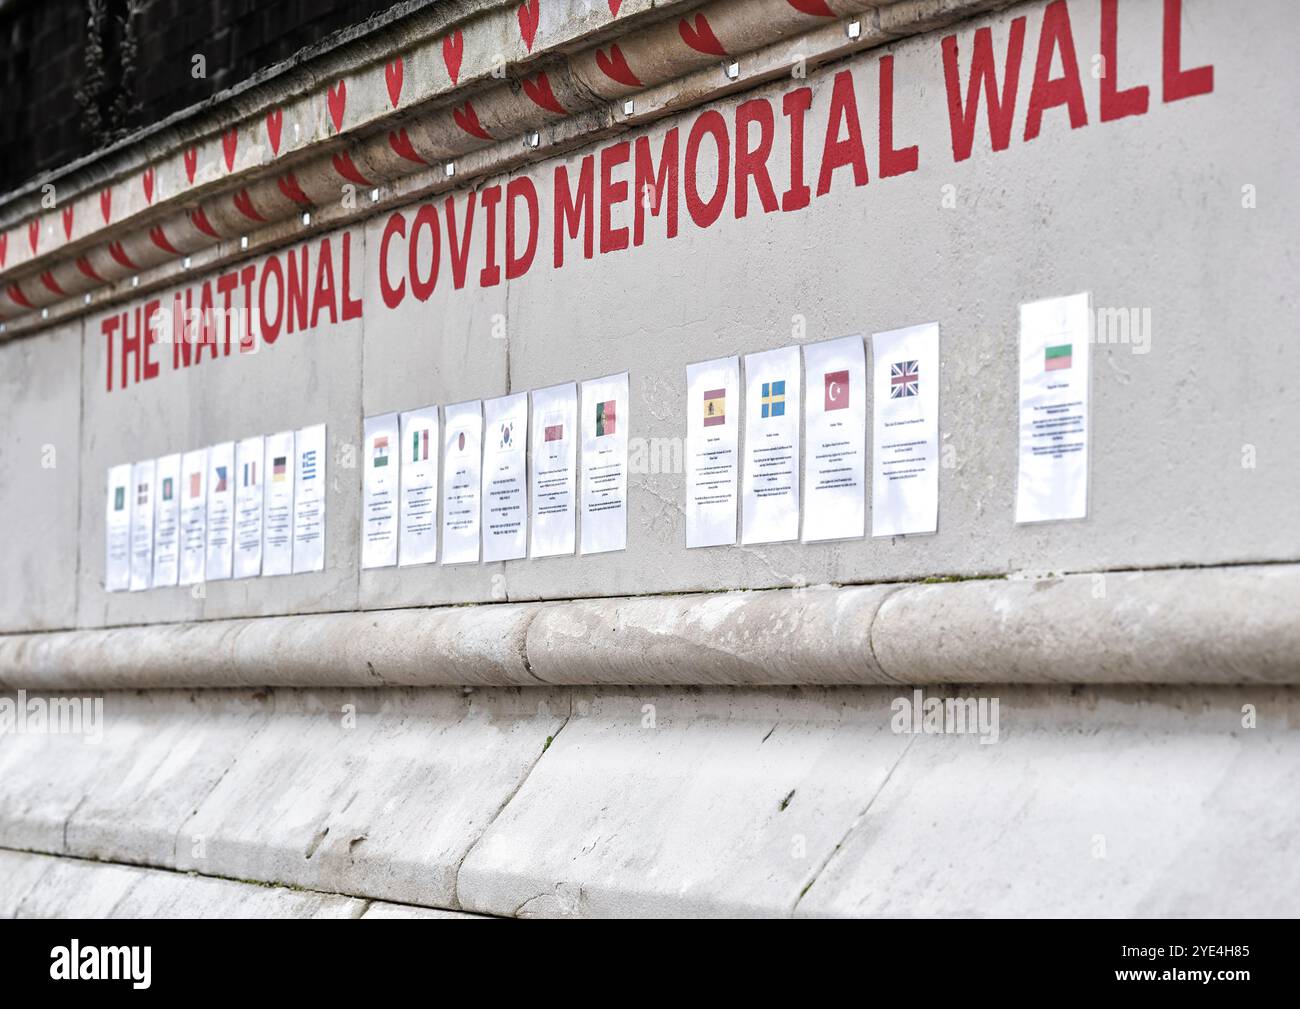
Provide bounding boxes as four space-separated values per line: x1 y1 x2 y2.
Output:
703 388 725 426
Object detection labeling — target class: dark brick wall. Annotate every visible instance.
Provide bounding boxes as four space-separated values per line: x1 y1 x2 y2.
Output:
0 0 404 194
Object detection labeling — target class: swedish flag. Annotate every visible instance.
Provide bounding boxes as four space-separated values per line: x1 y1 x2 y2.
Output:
761 380 786 419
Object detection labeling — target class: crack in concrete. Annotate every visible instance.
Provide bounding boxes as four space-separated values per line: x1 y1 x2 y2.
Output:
789 732 915 918
0 841 493 918
450 693 573 913
169 693 276 865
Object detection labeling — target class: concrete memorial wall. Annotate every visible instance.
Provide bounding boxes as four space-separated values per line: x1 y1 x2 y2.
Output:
1 0 1297 918
4 0 1291 635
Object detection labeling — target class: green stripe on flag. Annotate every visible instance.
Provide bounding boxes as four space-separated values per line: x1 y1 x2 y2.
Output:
1045 343 1072 360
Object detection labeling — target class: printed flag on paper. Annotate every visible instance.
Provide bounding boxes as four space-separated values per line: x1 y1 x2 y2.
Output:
824 370 849 411
703 388 726 427
499 421 514 450
162 477 174 501
301 450 317 481
137 483 148 505
373 435 389 467
761 380 786 419
114 486 125 511
215 466 228 493
411 428 429 462
242 461 256 487
189 472 201 498
1045 343 1073 371
273 456 287 482
457 431 466 452
596 399 616 437
890 360 919 398
544 423 564 442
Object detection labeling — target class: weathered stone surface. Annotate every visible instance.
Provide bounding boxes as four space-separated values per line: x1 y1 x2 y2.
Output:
65 691 274 866
796 687 1300 918
0 604 542 689
8 566 1300 690
2 684 1298 917
0 849 56 917
0 320 82 634
0 850 367 918
171 688 569 908
525 585 898 685
872 566 1300 685
456 688 913 917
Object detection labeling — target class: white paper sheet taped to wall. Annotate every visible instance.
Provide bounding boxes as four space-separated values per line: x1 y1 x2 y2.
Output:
129 458 155 591
872 322 940 537
802 335 867 543
580 372 629 555
685 356 740 549
398 407 438 567
178 448 207 586
742 346 801 545
529 383 578 558
482 393 529 562
442 400 483 566
361 413 399 569
262 430 296 576
104 463 132 592
292 424 327 574
205 441 236 581
1016 292 1091 524
233 436 265 579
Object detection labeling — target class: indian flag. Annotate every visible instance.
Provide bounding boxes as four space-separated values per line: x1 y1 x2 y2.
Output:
1045 343 1072 371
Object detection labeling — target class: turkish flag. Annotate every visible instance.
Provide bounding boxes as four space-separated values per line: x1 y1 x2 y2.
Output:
824 370 849 411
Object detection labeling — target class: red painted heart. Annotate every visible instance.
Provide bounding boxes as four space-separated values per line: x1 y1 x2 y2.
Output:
388 129 427 165
27 219 38 253
108 241 137 270
183 148 198 184
278 173 311 206
522 72 565 114
385 57 404 108
328 80 347 133
266 109 283 155
100 188 113 222
786 0 835 16
148 226 179 255
7 284 32 309
142 167 155 203
517 0 540 52
233 190 266 223
608 0 622 15
452 101 492 140
76 256 103 283
62 206 75 239
595 44 641 88
223 129 238 171
442 31 464 84
331 151 372 186
40 271 64 296
679 13 726 56
190 207 219 238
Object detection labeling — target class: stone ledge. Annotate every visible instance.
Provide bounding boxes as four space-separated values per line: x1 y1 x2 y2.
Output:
2 563 1297 689
2 685 1296 917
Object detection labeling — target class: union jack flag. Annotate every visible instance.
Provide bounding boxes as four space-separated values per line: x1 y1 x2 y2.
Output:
890 359 919 398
